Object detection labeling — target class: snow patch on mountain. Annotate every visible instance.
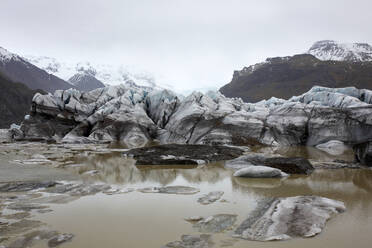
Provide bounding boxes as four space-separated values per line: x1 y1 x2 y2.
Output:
25 55 167 90
308 40 372 62
0 47 22 62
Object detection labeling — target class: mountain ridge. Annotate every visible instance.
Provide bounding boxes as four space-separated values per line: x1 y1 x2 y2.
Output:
219 40 372 102
0 46 74 93
220 53 372 102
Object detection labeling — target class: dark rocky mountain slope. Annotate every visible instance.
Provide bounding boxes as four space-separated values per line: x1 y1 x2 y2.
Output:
0 47 74 93
0 72 44 128
219 54 372 102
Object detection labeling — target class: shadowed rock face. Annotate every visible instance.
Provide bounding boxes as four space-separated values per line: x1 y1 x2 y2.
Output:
354 141 372 167
123 144 244 165
11 83 372 150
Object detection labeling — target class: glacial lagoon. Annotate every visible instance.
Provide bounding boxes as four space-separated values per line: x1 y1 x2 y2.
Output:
1 143 372 248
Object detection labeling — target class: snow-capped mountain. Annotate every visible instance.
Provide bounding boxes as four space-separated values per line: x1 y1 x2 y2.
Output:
0 47 74 92
307 40 372 62
25 55 164 89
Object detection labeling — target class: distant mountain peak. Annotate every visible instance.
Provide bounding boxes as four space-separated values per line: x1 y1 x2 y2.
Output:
68 72 105 92
307 40 372 62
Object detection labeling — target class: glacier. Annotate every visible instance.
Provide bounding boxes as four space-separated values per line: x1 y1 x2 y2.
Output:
5 83 372 165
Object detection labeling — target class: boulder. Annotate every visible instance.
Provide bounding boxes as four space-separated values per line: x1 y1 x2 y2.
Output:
233 166 288 178
123 144 244 165
225 154 314 174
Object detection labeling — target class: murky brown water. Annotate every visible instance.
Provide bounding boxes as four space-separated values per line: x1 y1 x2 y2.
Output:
1 144 372 248
32 152 372 248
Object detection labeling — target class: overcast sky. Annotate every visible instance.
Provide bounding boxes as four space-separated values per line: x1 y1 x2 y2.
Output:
1 0 371 92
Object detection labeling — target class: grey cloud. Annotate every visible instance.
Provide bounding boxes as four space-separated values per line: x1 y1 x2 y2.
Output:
1 0 371 91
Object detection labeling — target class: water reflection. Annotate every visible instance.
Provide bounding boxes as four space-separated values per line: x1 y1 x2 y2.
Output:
254 145 355 162
68 153 231 185
69 152 372 211
37 149 372 248
231 169 372 210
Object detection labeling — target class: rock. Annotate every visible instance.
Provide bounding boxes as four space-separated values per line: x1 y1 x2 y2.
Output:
30 194 79 205
44 183 110 196
2 212 30 220
48 233 74 247
82 170 100 176
61 134 97 144
9 124 24 141
138 186 200 195
354 141 372 166
12 154 54 165
233 166 288 178
193 214 237 233
316 140 349 155
37 209 54 214
7 202 49 211
184 216 204 222
0 181 57 192
163 234 213 248
197 191 224 205
103 188 135 195
225 154 314 174
234 196 345 241
0 129 11 143
0 219 44 236
123 144 244 165
7 230 58 248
